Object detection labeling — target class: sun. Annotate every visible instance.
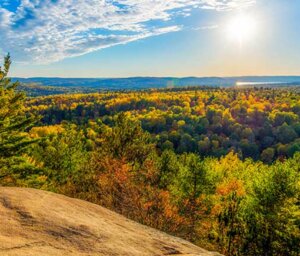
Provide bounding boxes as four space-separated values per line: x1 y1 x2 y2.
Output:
226 14 257 45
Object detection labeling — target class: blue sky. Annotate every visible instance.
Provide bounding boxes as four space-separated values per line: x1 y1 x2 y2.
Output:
0 0 299 77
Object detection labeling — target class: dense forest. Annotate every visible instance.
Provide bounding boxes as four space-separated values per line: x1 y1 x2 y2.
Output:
26 85 300 162
1 55 300 255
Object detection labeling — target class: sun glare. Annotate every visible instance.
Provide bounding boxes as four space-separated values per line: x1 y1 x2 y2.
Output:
226 14 257 45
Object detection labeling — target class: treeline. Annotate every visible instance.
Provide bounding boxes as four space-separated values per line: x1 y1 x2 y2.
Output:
26 86 300 162
1 55 300 255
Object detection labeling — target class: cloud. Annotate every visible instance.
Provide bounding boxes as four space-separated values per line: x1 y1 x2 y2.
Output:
0 0 256 63
191 24 219 30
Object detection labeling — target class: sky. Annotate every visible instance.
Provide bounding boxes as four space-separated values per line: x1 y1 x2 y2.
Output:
0 0 299 78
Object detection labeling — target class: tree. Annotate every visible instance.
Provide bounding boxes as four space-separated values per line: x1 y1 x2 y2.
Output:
215 178 246 256
102 113 154 165
0 54 37 182
242 158 300 255
261 148 275 163
172 153 208 239
240 140 259 160
276 123 297 144
158 150 179 189
31 124 88 187
287 142 300 158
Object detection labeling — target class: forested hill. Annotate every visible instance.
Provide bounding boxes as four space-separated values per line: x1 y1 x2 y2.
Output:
13 76 300 89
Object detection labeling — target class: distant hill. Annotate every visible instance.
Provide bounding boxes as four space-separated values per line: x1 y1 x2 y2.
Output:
13 76 300 90
0 187 222 256
17 84 98 97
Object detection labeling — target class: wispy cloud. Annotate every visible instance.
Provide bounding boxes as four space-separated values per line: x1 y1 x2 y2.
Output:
190 25 219 30
0 0 256 63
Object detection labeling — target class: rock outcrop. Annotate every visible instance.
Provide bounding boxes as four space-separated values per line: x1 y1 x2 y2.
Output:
0 187 222 256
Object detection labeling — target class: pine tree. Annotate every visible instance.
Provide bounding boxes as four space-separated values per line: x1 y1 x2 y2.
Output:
0 54 37 180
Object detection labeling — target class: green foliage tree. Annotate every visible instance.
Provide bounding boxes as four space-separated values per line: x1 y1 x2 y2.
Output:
0 54 37 182
241 156 300 256
172 153 209 239
287 142 300 157
158 150 179 189
101 113 155 165
31 125 89 187
276 123 298 144
261 147 275 163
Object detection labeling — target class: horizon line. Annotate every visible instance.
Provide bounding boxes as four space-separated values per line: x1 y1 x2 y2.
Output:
12 75 300 79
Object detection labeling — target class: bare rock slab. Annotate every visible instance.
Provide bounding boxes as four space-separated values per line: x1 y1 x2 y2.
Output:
0 187 222 256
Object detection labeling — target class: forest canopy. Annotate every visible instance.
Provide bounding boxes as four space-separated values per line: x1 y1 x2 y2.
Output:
25 86 300 162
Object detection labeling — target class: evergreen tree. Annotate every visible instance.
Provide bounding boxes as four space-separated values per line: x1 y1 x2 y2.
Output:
172 153 209 239
103 113 154 164
0 54 37 181
242 158 300 256
31 124 89 186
